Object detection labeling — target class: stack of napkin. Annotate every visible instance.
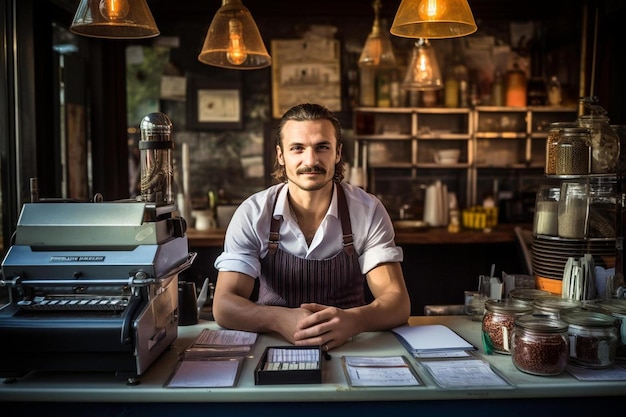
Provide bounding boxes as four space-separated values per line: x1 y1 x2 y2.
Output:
562 254 596 300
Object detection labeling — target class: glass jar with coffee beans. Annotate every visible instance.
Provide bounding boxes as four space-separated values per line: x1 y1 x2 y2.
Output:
545 122 577 175
511 314 570 376
555 127 591 176
482 299 534 354
591 299 626 360
561 310 618 368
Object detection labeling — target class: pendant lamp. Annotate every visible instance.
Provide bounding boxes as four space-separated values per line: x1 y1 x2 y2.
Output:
70 0 160 39
198 0 271 70
402 38 443 91
359 0 397 68
390 0 477 39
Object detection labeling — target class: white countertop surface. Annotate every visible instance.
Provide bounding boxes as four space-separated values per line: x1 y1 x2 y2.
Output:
0 315 624 404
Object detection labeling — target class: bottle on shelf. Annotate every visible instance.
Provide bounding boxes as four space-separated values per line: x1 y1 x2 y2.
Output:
527 76 547 106
491 71 504 107
547 75 562 106
444 66 459 108
376 69 396 108
451 43 469 108
505 62 527 107
359 66 376 107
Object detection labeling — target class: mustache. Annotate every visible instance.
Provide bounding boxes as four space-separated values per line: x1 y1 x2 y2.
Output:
296 166 326 175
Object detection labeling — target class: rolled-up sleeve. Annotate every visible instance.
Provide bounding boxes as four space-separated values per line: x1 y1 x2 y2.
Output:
214 252 261 278
214 199 266 278
356 196 403 274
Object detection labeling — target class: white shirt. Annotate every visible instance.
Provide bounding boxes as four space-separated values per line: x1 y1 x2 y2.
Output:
214 182 403 279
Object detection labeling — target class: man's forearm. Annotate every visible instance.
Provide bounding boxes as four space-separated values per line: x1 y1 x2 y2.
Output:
213 294 294 336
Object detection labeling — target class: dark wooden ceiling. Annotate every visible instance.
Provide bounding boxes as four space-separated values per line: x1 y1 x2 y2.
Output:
54 0 623 22
146 0 582 21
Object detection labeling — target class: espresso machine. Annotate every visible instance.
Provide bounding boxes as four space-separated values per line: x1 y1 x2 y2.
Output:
0 113 195 384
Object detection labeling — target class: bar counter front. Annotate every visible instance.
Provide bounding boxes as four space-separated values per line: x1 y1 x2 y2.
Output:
2 315 623 417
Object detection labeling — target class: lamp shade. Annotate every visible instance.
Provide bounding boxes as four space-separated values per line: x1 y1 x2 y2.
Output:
390 0 477 39
359 0 397 68
70 0 160 39
198 0 271 70
402 39 443 91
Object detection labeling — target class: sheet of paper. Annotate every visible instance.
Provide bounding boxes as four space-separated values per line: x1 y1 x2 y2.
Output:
342 356 421 387
392 324 475 352
185 329 258 358
413 350 473 359
420 359 511 389
567 364 626 381
194 329 258 346
166 358 241 388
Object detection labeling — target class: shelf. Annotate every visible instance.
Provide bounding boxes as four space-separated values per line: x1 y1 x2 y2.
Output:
416 134 470 140
353 106 578 209
356 134 413 140
475 132 526 139
476 163 541 169
356 107 470 115
368 162 414 169
418 163 469 169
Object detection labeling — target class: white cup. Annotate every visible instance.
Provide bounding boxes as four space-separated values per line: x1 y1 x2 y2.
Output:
193 210 216 231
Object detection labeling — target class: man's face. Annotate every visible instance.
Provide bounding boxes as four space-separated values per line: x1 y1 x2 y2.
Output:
276 119 342 192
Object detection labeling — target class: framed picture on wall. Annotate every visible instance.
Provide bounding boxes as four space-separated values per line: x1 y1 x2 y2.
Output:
271 39 341 119
187 78 243 130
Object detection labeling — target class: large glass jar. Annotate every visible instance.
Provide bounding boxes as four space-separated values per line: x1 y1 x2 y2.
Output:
578 114 620 174
557 181 590 239
587 176 617 239
595 299 626 360
482 299 534 354
555 127 591 175
561 310 618 368
545 122 577 175
611 124 626 173
533 185 560 237
511 314 570 376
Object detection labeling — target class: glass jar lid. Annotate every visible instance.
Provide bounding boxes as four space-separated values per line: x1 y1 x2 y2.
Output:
595 299 626 315
549 121 578 131
534 297 582 313
561 310 617 328
485 298 534 314
515 314 569 333
509 288 554 303
562 126 591 134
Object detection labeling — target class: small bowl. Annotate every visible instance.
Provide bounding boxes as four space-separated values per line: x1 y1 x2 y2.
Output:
434 149 460 164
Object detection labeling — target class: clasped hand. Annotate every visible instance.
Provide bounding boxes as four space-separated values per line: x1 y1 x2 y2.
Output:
286 303 355 351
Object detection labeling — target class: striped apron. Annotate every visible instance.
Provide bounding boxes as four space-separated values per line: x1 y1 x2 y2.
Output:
258 183 366 308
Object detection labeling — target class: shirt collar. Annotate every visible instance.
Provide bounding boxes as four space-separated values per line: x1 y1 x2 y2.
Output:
273 183 339 221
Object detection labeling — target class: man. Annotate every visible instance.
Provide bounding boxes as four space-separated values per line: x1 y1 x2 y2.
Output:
213 103 410 351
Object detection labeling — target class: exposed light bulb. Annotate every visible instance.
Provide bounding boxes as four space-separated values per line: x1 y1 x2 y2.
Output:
226 19 247 66
418 0 446 21
99 0 130 21
403 39 442 90
414 54 434 82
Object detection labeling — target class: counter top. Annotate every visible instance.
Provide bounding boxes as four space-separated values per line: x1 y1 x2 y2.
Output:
187 224 522 247
1 315 624 416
